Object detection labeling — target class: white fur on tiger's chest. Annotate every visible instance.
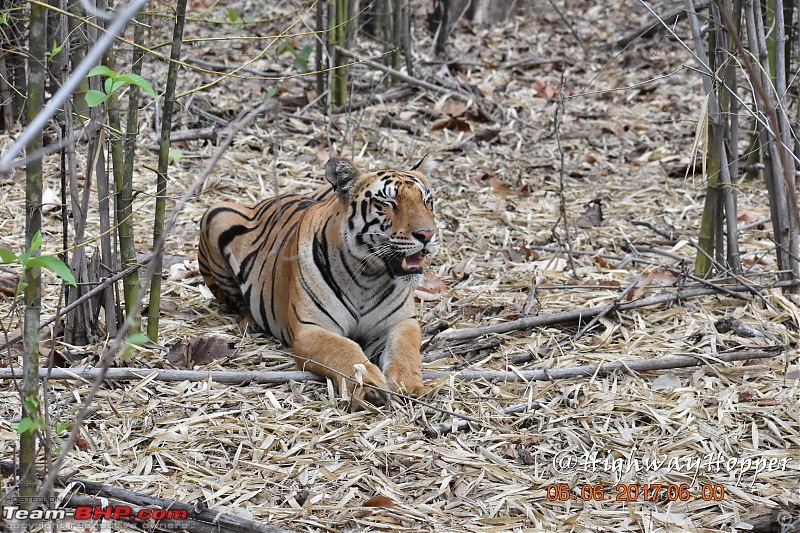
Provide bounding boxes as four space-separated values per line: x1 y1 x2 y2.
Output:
297 243 413 348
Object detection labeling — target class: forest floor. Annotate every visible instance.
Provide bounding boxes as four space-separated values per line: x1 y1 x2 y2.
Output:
1 0 798 532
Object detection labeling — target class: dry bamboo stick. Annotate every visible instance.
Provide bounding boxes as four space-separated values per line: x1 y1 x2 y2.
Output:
0 347 782 384
424 347 783 436
429 285 751 343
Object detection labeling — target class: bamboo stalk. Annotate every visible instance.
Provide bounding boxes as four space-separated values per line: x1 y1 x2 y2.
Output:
96 5 118 337
742 0 799 288
147 0 188 341
21 0 47 512
0 347 782 384
329 0 347 107
119 10 146 333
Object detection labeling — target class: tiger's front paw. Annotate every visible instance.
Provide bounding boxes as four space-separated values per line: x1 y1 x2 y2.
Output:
347 361 391 406
384 364 427 397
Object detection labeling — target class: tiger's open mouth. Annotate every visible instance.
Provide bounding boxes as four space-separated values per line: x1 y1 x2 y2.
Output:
387 252 425 277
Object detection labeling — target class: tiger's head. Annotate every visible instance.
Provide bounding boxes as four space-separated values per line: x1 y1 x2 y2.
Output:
325 157 439 286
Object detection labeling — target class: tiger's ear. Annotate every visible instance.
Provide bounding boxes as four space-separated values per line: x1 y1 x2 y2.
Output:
325 157 359 201
410 154 435 176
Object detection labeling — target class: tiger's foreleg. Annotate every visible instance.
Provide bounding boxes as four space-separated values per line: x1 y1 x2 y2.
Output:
292 325 391 405
380 318 427 397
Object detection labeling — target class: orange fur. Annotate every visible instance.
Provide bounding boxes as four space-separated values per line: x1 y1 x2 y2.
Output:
199 158 438 404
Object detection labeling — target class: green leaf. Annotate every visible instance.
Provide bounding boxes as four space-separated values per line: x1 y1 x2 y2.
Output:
56 422 72 434
87 65 116 79
299 43 313 62
169 148 183 163
16 418 32 434
0 249 18 263
16 280 27 294
226 7 240 23
85 90 109 108
104 77 114 94
128 333 149 346
116 73 156 99
45 40 64 59
27 256 77 286
276 40 293 56
24 395 39 412
31 230 42 251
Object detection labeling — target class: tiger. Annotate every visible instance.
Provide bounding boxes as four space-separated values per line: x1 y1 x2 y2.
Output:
198 156 438 405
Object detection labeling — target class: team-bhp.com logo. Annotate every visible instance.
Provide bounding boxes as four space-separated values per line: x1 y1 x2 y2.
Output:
4 505 188 522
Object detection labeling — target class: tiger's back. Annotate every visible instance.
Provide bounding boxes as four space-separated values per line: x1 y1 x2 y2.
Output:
198 186 332 343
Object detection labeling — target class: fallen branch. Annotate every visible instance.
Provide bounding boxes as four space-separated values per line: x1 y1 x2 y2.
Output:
424 346 783 436
0 347 783 384
0 461 298 533
572 277 639 341
422 337 502 363
427 283 797 343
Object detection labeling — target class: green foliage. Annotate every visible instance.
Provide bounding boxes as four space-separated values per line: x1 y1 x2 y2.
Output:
0 231 76 296
277 40 313 72
122 332 149 361
168 148 183 163
85 65 156 108
0 11 7 25
226 7 242 24
13 396 44 435
44 40 63 60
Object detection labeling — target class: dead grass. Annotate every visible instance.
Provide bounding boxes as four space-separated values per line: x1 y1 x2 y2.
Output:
1 1 798 532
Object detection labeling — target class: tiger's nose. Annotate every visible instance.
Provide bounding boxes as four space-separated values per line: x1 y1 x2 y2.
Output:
412 229 436 244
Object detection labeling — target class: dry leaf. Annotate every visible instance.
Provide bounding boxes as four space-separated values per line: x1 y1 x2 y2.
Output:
435 114 472 132
489 176 511 192
415 273 447 302
0 273 20 296
364 495 394 508
648 268 678 287
738 391 753 402
504 444 516 459
516 447 536 465
440 99 468 117
575 199 604 228
737 209 761 224
505 245 536 262
167 336 234 368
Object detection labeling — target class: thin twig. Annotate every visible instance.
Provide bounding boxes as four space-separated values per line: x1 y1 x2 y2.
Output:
0 461 299 533
334 46 474 102
553 71 578 280
572 277 640 341
0 256 153 354
545 0 589 57
34 96 280 503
